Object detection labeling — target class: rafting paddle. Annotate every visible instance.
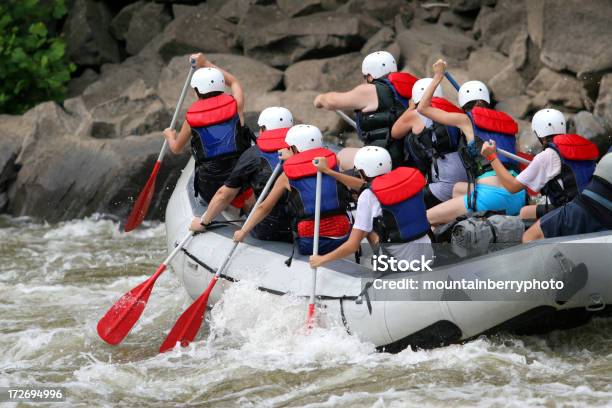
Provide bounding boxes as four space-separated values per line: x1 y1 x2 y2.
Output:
97 232 194 345
159 162 284 352
443 72 532 166
306 167 323 329
124 63 196 232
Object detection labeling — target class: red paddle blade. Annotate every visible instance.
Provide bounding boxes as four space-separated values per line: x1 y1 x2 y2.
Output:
306 303 315 330
97 265 165 345
159 277 219 353
124 161 162 232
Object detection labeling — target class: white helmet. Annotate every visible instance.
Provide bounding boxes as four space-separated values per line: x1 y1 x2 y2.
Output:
594 153 612 184
458 80 490 108
353 146 392 178
531 108 566 139
412 78 444 104
285 124 323 152
361 51 397 80
191 67 225 94
257 107 293 130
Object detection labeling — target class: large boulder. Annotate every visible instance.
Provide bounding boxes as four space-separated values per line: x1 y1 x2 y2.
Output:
285 53 363 93
249 91 344 134
495 96 532 119
526 0 612 76
338 0 408 23
276 0 331 17
466 47 510 83
572 111 607 141
0 116 35 211
396 23 476 76
473 0 527 56
63 0 120 66
67 68 99 98
488 65 526 99
141 6 236 61
438 10 477 31
450 0 497 12
595 73 612 131
124 2 172 55
242 12 381 67
81 54 165 109
157 54 283 117
360 26 395 56
527 68 585 111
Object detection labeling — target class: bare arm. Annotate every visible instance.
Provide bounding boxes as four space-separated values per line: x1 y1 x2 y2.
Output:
234 174 288 240
314 84 377 112
313 157 365 192
201 185 241 225
310 228 368 268
163 120 191 154
391 109 419 140
482 141 525 193
417 59 474 142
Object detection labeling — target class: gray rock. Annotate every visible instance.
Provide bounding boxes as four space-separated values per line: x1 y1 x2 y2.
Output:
81 54 164 109
141 9 236 61
495 95 532 119
63 0 120 66
595 73 612 130
438 10 476 31
527 0 612 76
249 91 343 133
67 69 99 98
572 111 607 140
277 0 325 17
473 0 526 56
361 26 395 56
125 2 172 55
467 47 510 83
217 0 257 23
527 68 585 111
488 65 526 99
110 1 142 41
509 30 528 70
0 115 34 211
285 53 363 92
397 23 476 76
243 12 380 67
157 54 283 116
450 0 497 12
338 0 408 23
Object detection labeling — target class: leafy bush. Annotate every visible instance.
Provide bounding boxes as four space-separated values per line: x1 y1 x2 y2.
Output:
0 0 75 114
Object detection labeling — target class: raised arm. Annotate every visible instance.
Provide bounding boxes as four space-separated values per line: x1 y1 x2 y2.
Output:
313 156 365 192
314 84 377 112
417 59 474 141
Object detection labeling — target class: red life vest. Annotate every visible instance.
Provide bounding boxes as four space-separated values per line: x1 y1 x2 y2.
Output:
370 167 430 243
466 106 518 168
388 72 420 100
256 127 290 171
284 148 351 239
431 97 463 114
543 134 599 207
186 94 242 162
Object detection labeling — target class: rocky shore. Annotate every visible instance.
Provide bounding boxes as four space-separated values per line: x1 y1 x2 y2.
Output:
1 0 610 222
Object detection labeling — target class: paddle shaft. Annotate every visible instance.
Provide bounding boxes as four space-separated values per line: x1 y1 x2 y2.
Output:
336 110 357 130
213 161 284 279
307 170 323 323
158 65 196 161
443 72 532 166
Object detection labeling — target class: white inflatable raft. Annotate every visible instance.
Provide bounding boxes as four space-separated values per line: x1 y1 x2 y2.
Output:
165 159 612 351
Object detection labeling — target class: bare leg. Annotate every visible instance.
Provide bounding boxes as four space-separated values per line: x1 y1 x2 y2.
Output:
337 147 360 171
427 195 468 226
522 220 544 243
452 182 468 197
519 204 537 220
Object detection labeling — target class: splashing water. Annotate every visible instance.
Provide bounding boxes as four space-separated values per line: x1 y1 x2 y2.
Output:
0 215 611 407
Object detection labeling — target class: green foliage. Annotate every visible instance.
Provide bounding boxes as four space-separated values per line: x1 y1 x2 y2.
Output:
0 0 75 114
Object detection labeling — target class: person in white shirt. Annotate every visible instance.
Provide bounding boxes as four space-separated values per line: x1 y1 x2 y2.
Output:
481 108 599 219
309 146 433 269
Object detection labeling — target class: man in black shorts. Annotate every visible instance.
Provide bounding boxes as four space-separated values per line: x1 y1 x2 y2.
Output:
190 107 294 242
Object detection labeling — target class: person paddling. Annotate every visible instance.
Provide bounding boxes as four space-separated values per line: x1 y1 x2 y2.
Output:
523 152 612 242
392 78 468 208
309 146 433 269
233 125 352 255
313 51 417 169
189 107 294 242
163 53 252 206
480 108 599 220
417 59 526 226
